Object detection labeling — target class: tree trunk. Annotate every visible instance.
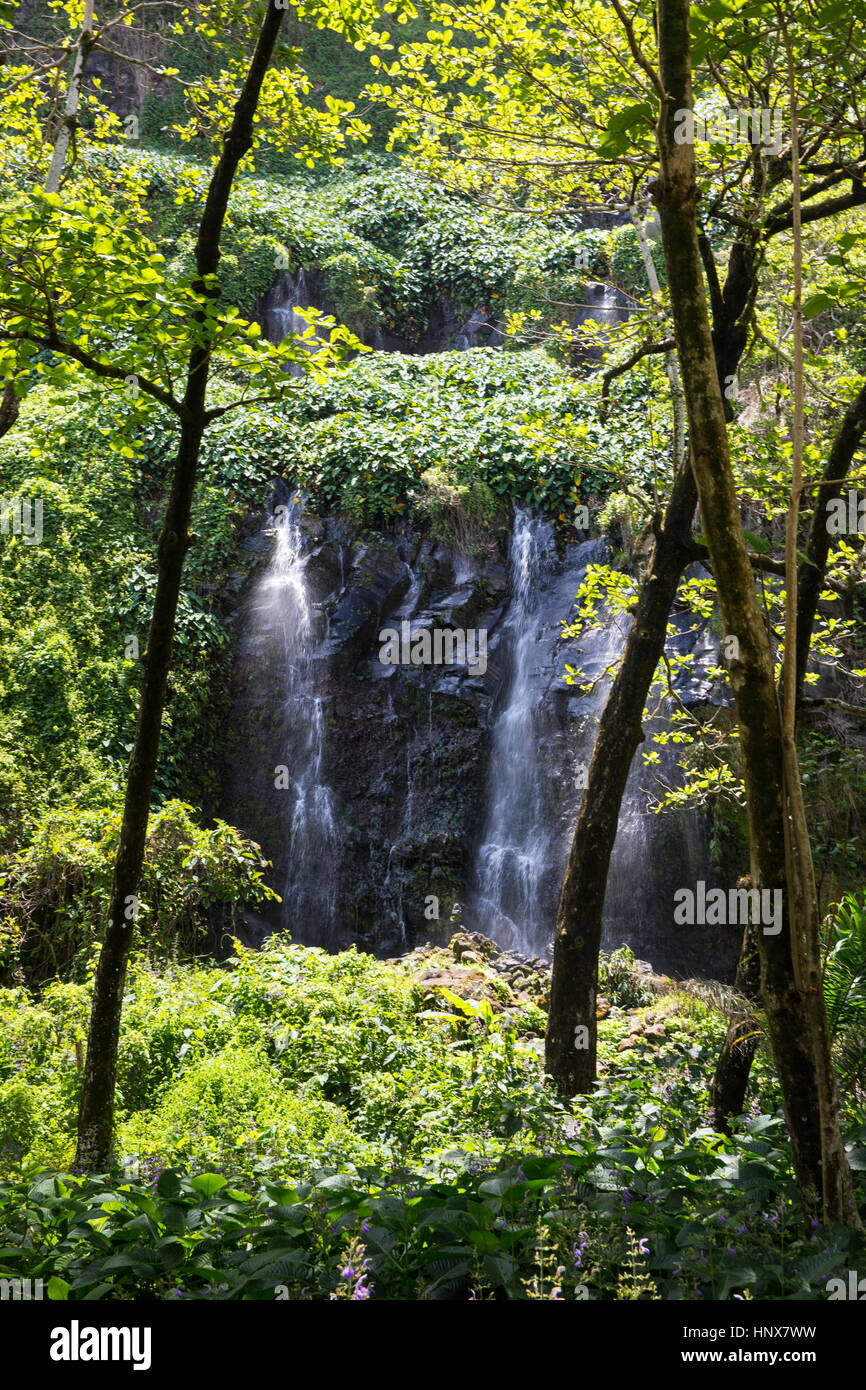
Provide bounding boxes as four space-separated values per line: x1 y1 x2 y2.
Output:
0 382 18 439
74 0 286 1171
545 234 757 1094
546 463 696 1090
713 376 866 1127
654 0 860 1227
45 0 96 195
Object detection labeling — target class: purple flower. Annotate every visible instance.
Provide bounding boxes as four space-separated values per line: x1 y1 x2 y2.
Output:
340 1265 355 1280
638 1238 650 1256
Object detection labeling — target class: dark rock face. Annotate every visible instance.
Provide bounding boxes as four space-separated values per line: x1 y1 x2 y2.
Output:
220 500 510 959
218 498 740 981
13 3 170 118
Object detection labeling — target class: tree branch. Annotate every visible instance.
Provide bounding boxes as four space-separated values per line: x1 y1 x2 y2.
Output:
599 337 674 418
0 329 181 414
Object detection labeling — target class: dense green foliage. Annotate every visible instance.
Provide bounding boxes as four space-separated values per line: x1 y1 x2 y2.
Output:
0 937 863 1299
0 800 276 985
126 148 620 344
0 327 659 858
265 347 662 522
2 0 865 1306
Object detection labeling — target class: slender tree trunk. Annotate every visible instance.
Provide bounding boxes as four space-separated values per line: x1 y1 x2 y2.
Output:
546 463 696 1090
545 233 757 1094
630 201 686 469
708 385 866 1127
0 383 18 438
655 0 859 1227
45 0 96 195
75 0 286 1171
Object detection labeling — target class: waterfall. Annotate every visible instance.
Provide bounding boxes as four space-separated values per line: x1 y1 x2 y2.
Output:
469 510 558 952
261 269 321 374
467 509 714 969
223 501 725 976
255 503 340 945
577 280 633 328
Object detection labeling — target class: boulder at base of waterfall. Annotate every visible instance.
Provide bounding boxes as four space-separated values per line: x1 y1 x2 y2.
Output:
449 930 499 961
417 967 500 1005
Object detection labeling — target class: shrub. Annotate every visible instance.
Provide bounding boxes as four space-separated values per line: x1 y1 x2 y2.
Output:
0 801 277 984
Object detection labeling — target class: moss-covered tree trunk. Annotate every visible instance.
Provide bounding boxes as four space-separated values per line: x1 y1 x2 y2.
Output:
74 1 286 1171
714 369 866 1127
654 0 859 1226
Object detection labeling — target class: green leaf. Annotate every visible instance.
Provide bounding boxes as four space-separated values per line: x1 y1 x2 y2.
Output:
803 292 835 318
190 1174 228 1197
743 530 772 554
157 1170 181 1198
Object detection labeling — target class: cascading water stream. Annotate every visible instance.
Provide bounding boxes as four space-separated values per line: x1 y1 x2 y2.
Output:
254 504 340 944
219 255 724 972
468 508 712 965
469 511 558 951
261 269 321 375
